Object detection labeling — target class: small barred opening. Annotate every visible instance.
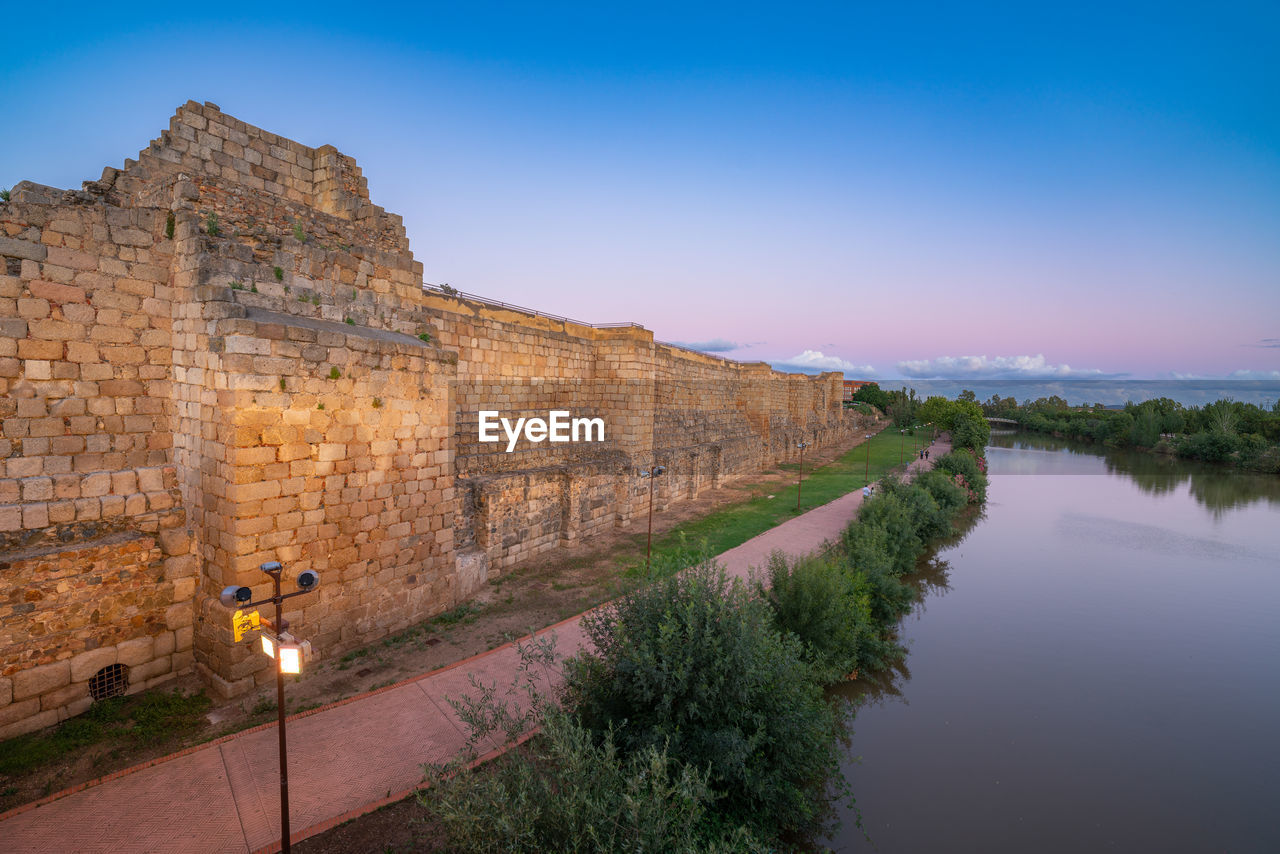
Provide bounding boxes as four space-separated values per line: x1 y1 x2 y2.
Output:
89 663 129 701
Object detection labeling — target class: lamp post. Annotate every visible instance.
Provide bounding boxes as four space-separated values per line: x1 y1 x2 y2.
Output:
639 465 667 571
899 429 906 466
796 441 809 511
221 561 320 854
863 433 873 485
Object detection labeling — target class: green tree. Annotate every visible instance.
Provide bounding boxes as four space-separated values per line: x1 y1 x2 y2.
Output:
851 381 890 413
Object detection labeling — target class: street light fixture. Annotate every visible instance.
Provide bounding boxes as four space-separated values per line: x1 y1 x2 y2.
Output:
220 561 320 854
639 465 667 572
796 441 809 511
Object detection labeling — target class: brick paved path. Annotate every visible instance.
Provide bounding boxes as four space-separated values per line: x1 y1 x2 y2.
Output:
0 444 947 853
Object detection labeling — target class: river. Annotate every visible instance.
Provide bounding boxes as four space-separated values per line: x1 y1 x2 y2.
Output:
826 431 1280 852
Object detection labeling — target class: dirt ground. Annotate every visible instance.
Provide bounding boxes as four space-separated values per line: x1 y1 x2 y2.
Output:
292 795 438 854
1 432 875 814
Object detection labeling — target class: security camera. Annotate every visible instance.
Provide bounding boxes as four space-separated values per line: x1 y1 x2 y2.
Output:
296 570 319 591
260 560 283 573
219 585 253 608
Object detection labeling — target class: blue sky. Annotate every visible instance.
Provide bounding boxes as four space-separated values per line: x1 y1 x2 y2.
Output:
2 2 1277 380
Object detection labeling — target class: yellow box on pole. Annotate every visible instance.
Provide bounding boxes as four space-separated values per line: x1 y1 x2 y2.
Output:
232 608 261 642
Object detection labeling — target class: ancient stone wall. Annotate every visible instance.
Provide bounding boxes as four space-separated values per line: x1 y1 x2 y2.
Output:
0 101 867 736
0 189 197 739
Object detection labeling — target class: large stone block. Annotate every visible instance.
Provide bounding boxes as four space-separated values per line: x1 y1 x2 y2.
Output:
165 602 194 630
69 647 118 683
0 707 58 741
129 655 172 683
158 527 191 556
0 697 41 728
456 547 489 599
0 235 48 261
195 662 252 699
12 660 71 701
58 697 94 721
117 636 156 667
42 682 89 711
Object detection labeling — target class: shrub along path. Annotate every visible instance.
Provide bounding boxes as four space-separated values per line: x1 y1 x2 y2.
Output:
0 440 949 854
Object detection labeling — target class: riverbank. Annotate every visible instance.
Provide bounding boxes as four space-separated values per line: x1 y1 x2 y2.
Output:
994 401 1280 474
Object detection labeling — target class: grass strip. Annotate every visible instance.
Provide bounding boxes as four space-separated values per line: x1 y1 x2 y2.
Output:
631 425 934 575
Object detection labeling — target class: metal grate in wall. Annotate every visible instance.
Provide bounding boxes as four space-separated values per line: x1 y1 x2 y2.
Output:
88 663 129 701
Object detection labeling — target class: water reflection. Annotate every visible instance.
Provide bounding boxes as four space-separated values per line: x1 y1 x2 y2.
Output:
826 436 1280 853
989 432 1280 517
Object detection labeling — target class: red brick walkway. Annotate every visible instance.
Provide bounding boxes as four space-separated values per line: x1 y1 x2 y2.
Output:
0 444 947 853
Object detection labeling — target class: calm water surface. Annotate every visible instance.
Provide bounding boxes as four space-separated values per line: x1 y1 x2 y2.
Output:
827 432 1280 853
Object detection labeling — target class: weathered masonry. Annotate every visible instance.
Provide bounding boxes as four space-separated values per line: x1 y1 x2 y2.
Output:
0 102 871 736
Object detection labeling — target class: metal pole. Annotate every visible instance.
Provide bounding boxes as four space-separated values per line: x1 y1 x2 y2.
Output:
270 568 291 854
899 430 904 466
796 444 805 511
864 434 872 485
646 473 655 571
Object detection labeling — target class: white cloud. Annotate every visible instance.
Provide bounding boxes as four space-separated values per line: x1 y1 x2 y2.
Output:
771 350 875 375
1227 369 1280 380
1168 369 1280 380
896 354 1118 379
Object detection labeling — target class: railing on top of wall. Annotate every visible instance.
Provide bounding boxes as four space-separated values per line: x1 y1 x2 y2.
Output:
423 284 645 330
422 284 827 373
654 340 750 365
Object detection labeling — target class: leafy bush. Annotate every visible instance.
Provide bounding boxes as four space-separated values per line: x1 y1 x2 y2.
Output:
933 450 988 502
761 550 864 682
422 639 767 853
1176 431 1241 463
425 709 768 853
852 481 925 575
912 468 968 519
565 561 843 839
895 477 954 542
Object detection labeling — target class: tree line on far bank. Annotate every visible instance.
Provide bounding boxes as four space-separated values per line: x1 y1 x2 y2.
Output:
979 393 1280 473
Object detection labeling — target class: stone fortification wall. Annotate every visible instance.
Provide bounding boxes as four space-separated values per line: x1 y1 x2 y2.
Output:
0 186 197 739
0 101 867 736
425 291 860 574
